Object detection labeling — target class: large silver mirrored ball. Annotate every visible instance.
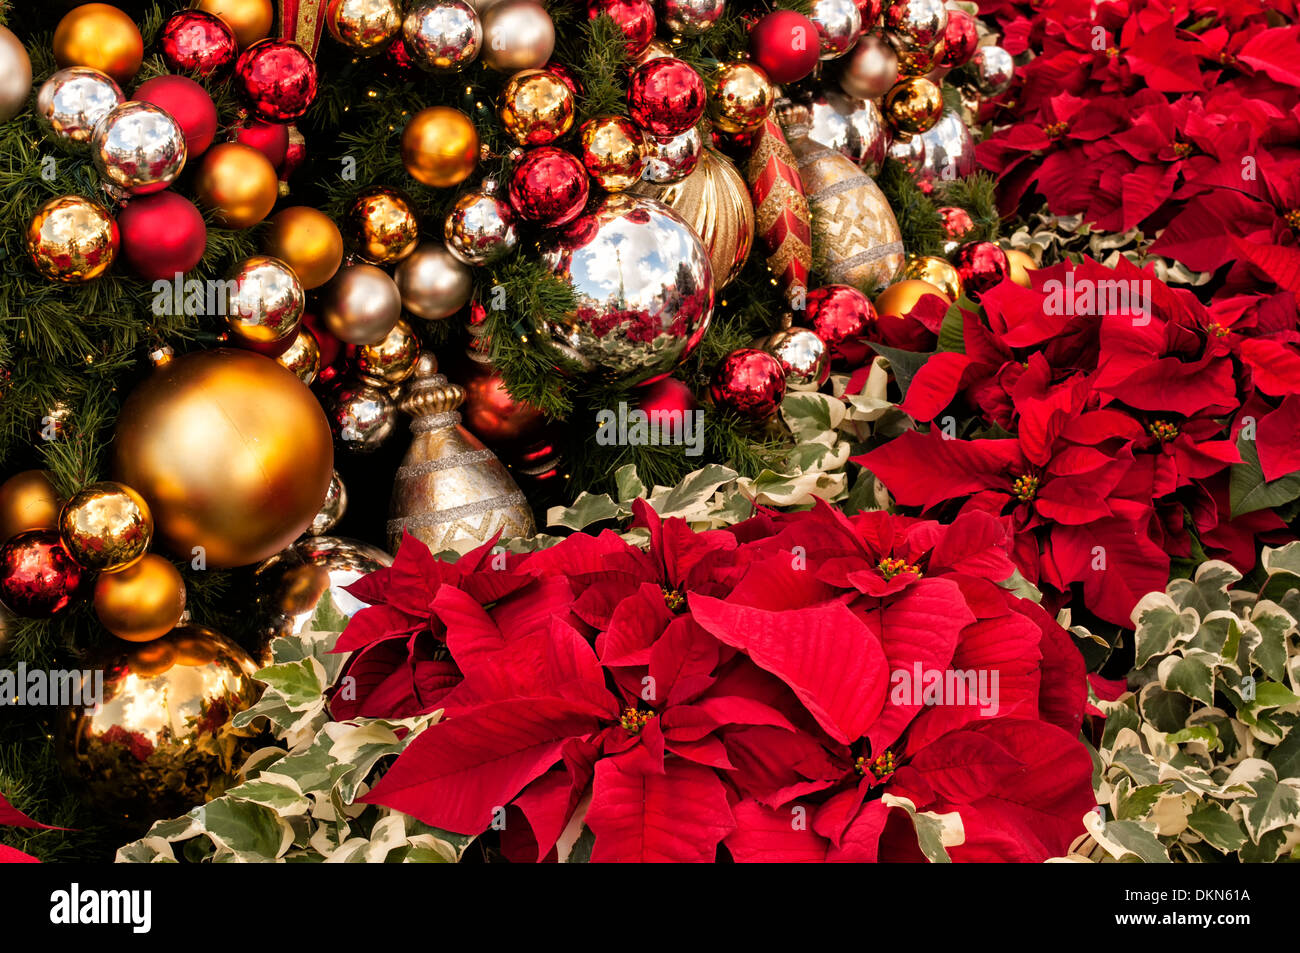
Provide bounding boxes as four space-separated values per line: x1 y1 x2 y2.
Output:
37 67 125 152
91 101 187 196
403 0 483 72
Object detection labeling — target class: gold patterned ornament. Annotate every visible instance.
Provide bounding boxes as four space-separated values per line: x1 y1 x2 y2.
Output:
902 255 962 301
58 625 260 821
346 187 420 264
776 101 904 294
93 553 187 643
58 481 152 572
26 195 119 283
0 470 63 544
631 148 754 291
388 353 536 554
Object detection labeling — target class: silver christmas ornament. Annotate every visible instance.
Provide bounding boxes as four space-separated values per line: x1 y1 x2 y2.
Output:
309 470 348 536
91 101 187 196
883 0 947 52
641 125 703 184
915 109 975 188
886 132 925 175
37 67 124 153
763 327 829 391
809 0 863 60
969 45 1015 97
444 180 518 265
403 0 483 72
659 0 726 35
328 378 399 452
799 86 888 174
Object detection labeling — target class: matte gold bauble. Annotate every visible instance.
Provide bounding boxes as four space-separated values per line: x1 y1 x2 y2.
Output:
321 263 402 345
93 553 186 643
402 106 478 188
394 242 474 320
276 327 321 385
58 481 152 572
111 349 334 569
480 0 555 72
0 471 62 544
263 207 345 289
26 195 119 283
346 188 420 264
58 625 260 820
875 278 950 319
902 255 962 301
53 4 143 85
357 319 420 385
195 0 275 49
194 142 279 229
1005 247 1037 288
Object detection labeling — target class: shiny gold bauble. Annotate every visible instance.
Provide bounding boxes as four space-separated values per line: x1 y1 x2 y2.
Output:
401 106 478 188
58 481 152 572
112 349 334 569
195 0 275 49
58 625 260 821
883 76 944 136
580 116 645 191
903 255 963 301
276 327 321 385
194 142 279 229
875 278 951 321
499 69 574 146
53 4 143 85
709 61 775 134
631 149 754 291
321 263 403 345
93 553 186 643
346 188 420 264
357 319 420 385
26 194 119 283
1005 248 1037 288
0 471 63 545
263 207 345 290
327 0 404 54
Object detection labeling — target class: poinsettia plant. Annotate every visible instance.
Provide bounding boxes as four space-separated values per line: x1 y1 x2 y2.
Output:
331 499 1094 862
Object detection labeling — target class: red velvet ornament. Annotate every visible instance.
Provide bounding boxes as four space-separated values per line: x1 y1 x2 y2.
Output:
936 206 975 243
800 284 876 352
508 147 590 227
0 530 87 618
627 57 706 139
134 75 219 157
587 0 656 57
637 376 698 440
235 39 318 123
160 10 239 77
230 116 290 168
117 191 208 280
952 241 1010 299
938 9 979 69
749 10 821 84
710 348 787 419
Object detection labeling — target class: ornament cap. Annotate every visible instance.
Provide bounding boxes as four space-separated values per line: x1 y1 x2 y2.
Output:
400 353 466 418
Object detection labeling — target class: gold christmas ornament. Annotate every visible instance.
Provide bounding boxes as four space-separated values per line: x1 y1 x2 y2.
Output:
58 625 260 821
580 116 646 192
708 61 775 134
194 142 279 229
0 25 32 124
263 207 345 290
26 195 119 283
902 255 962 301
93 553 186 643
883 76 944 135
357 319 421 385
347 187 420 264
389 353 536 554
875 278 950 321
53 3 143 85
499 69 574 146
58 481 152 573
777 101 904 294
402 106 479 188
224 255 306 347
321 263 403 345
111 349 334 569
394 242 474 320
631 148 754 291
0 471 62 545
1005 247 1037 288
480 0 555 72
309 472 348 536
328 0 404 54
195 0 275 49
276 327 321 385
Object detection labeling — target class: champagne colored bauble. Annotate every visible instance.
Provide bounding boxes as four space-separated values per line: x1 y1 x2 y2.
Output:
402 106 479 187
444 182 518 265
1005 247 1037 288
500 69 574 146
763 327 829 390
395 242 474 319
92 101 188 197
194 142 279 228
329 0 404 54
838 33 898 100
0 25 32 123
53 4 143 85
263 207 344 290
357 318 421 384
403 0 482 72
809 0 862 60
309 472 348 536
661 0 725 35
631 148 754 291
538 193 714 383
0 471 62 545
0 530 87 618
580 115 646 191
346 188 420 264
883 76 943 135
93 553 186 642
26 194 119 283
322 264 403 344
58 626 260 821
883 0 947 51
276 326 321 384
798 85 888 172
58 481 152 572
36 67 124 153
118 191 207 281
480 0 555 72
914 109 975 188
642 125 703 185
111 349 334 569
902 254 962 301
160 11 239 77
709 61 775 134
195 0 275 50
225 255 306 347
327 378 399 452
389 355 536 554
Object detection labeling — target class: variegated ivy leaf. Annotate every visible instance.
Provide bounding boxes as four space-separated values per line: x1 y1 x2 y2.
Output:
1133 592 1199 668
1084 813 1169 863
1239 776 1300 843
879 794 962 863
1186 801 1248 854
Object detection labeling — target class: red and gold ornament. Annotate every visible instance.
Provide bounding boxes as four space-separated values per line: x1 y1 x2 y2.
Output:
951 241 1010 299
134 75 218 157
160 11 240 77
587 0 656 57
0 530 87 618
117 191 207 281
710 348 786 419
744 117 812 305
749 10 821 84
235 39 318 123
509 147 590 227
627 57 706 139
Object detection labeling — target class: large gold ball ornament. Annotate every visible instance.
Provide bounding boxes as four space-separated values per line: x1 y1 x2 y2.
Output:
401 106 478 188
346 188 420 264
883 76 944 135
499 69 574 146
480 0 555 72
93 553 186 642
276 327 321 385
357 319 421 384
902 255 963 301
0 24 34 124
0 471 63 545
194 142 279 229
263 207 345 290
875 278 950 321
111 349 334 569
394 242 474 320
26 194 119 283
321 264 403 344
1005 247 1037 288
195 0 275 49
328 0 404 54
58 625 260 820
224 255 306 347
709 61 775 134
53 3 143 85
58 481 152 572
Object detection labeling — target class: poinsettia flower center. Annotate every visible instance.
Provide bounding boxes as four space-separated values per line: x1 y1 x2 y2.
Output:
1043 120 1070 139
1147 419 1179 442
877 556 921 580
1105 46 1119 58
1011 473 1040 501
661 585 687 612
1170 140 1193 158
620 707 654 734
1209 322 1230 338
1285 209 1300 230
855 751 898 780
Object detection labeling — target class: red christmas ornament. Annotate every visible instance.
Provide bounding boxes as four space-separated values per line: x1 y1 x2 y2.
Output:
627 57 706 139
384 37 415 79
134 75 219 157
937 206 975 243
230 116 290 168
749 10 820 85
303 310 346 384
710 348 787 419
117 191 208 280
508 147 590 227
457 358 548 447
800 284 876 351
280 127 307 180
587 0 656 57
544 61 582 97
234 39 318 123
938 9 979 69
952 241 1010 299
160 10 239 77
0 530 87 618
637 376 698 440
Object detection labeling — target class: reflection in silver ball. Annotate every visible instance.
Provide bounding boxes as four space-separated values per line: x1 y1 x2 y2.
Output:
252 535 392 663
641 125 703 185
763 327 829 391
91 101 187 196
309 470 348 536
225 255 306 346
809 0 862 60
800 86 888 174
328 379 398 453
969 45 1015 97
395 241 474 319
444 184 518 265
37 67 124 153
915 110 975 188
883 0 948 51
659 0 726 35
538 193 714 385
403 0 482 72
887 132 926 175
